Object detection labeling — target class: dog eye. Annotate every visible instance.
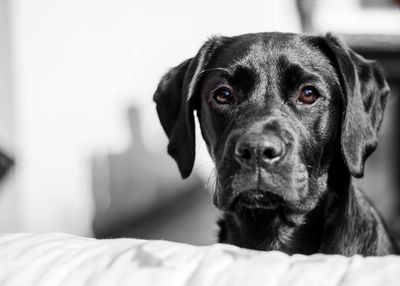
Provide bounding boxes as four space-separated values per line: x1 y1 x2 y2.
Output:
213 88 234 105
297 86 319 105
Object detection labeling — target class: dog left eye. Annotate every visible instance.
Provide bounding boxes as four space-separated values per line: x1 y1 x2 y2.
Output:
213 88 234 105
297 86 319 105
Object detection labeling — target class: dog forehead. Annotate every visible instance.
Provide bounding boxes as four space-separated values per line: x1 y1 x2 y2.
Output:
208 33 329 72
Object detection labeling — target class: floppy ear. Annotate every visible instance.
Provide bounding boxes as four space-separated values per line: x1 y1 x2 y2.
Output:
323 34 390 178
153 37 223 178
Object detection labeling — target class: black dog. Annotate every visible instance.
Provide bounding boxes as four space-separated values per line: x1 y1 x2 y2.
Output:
154 32 398 256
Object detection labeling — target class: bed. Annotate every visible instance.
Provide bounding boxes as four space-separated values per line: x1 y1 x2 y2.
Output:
0 233 399 286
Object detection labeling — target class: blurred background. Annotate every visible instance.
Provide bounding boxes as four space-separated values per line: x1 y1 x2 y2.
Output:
0 0 399 245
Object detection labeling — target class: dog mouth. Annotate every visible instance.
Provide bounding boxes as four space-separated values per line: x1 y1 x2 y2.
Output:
229 190 284 212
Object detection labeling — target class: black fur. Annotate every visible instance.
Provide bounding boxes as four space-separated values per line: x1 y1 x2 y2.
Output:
154 32 398 256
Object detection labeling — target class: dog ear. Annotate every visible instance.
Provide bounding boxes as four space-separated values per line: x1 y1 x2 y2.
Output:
153 37 223 178
323 34 389 178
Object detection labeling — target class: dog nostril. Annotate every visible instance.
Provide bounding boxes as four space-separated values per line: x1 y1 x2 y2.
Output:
239 147 252 160
262 144 283 160
263 148 276 159
235 145 252 160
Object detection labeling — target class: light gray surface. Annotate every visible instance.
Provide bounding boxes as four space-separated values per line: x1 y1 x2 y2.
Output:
1 233 400 286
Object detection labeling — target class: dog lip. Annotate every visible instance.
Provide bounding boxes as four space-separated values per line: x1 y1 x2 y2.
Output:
229 190 284 212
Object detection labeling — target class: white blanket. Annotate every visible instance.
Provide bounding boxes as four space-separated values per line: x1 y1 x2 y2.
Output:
0 233 399 286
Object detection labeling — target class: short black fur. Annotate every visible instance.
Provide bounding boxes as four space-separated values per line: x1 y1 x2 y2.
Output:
154 32 398 256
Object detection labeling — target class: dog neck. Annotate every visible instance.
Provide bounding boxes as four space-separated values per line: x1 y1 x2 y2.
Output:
220 199 326 254
320 180 398 255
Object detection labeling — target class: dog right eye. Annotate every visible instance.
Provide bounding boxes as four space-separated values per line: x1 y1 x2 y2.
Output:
212 88 234 105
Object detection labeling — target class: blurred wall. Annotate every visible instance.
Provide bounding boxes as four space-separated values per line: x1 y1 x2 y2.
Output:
0 0 14 149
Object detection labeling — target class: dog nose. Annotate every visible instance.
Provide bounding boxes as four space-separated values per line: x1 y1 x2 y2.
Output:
234 133 285 167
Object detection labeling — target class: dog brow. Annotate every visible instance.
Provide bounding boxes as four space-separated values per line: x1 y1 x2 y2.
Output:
199 67 233 77
277 56 321 89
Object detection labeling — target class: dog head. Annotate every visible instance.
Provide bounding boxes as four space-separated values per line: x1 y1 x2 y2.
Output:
154 33 389 215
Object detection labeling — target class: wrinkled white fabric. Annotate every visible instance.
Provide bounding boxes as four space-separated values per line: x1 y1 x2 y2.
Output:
0 233 399 286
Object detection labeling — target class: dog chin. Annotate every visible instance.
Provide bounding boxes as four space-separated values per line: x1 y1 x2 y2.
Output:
213 177 312 214
215 167 309 210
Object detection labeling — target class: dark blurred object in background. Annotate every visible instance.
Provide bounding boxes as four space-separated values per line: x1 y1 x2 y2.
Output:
296 0 316 33
0 150 12 183
92 107 218 244
360 0 398 8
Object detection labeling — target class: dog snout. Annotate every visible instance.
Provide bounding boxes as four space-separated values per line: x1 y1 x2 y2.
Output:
234 132 285 168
